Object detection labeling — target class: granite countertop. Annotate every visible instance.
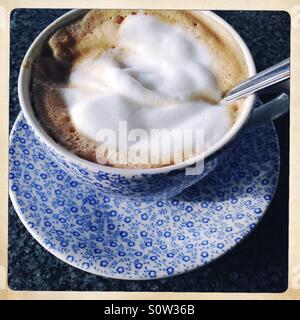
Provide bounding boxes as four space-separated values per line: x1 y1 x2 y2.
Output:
9 9 290 291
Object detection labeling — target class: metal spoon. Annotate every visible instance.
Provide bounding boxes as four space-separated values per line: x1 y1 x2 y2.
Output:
222 58 290 103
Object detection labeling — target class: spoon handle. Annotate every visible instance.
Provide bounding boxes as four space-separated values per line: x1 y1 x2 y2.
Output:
223 58 290 103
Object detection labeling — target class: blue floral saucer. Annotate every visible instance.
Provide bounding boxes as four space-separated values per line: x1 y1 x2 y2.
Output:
9 113 280 280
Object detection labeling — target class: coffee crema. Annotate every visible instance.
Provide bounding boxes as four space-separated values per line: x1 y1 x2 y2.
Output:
31 10 248 168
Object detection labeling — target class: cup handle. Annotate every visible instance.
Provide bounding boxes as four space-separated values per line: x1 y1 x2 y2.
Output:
247 80 290 128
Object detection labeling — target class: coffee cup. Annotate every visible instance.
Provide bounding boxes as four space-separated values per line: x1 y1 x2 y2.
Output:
18 9 289 201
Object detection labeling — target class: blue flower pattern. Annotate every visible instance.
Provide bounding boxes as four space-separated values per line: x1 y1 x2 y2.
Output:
9 113 279 279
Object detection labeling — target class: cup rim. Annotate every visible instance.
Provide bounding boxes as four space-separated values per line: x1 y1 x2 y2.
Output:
18 9 256 175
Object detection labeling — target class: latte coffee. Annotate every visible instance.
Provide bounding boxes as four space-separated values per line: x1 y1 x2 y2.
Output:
31 10 248 168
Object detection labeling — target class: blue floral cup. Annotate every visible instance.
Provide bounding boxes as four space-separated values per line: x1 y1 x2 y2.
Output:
18 9 289 201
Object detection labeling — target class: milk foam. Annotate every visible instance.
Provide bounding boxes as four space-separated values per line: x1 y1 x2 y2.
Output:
62 14 232 164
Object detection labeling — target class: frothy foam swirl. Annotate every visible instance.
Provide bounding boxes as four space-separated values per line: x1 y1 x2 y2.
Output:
62 14 232 165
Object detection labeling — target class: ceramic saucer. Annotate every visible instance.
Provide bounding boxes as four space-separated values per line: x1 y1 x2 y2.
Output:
9 113 280 280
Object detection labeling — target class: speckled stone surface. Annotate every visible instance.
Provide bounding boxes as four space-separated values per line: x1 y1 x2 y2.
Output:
8 9 290 291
